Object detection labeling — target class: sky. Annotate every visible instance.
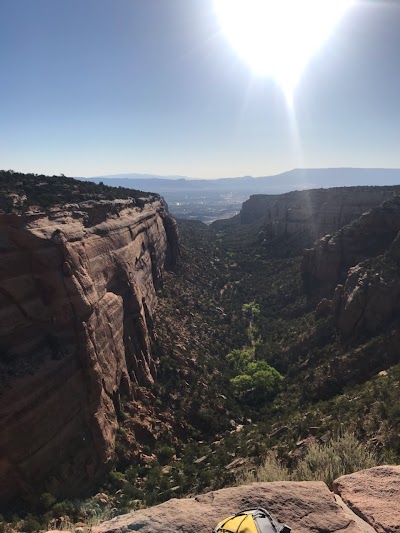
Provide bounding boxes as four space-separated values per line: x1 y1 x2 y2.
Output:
1 0 400 179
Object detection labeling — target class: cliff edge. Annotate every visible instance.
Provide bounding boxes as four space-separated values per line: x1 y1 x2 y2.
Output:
239 187 400 246
0 192 179 503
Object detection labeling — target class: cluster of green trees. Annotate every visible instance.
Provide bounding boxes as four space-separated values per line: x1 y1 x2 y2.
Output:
226 347 283 405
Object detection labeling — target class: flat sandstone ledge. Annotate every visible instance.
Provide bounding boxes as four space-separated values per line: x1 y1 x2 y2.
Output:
91 481 363 533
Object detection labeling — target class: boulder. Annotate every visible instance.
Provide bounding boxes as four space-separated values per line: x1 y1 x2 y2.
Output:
334 465 400 533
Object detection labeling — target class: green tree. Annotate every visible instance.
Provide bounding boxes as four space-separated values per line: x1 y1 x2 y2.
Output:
230 360 283 404
231 374 253 395
226 347 254 373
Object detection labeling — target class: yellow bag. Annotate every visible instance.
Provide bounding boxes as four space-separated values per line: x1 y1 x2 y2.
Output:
213 508 291 533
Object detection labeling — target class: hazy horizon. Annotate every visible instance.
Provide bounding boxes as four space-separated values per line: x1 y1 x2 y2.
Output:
89 166 400 181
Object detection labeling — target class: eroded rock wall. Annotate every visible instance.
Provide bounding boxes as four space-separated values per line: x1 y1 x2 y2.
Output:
303 196 400 340
302 196 400 292
0 197 179 502
241 187 398 243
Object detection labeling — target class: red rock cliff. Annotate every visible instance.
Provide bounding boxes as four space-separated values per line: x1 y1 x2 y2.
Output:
240 187 399 243
0 197 179 502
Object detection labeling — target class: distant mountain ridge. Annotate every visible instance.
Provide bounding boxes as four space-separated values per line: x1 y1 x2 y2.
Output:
88 172 191 181
84 168 400 195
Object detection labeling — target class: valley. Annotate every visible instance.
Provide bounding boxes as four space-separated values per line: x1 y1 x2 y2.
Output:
1 173 400 531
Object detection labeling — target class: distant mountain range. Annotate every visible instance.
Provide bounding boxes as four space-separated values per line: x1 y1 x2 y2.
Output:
83 168 400 195
80 168 400 223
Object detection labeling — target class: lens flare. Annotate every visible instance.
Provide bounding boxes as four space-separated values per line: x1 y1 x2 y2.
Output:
215 0 353 105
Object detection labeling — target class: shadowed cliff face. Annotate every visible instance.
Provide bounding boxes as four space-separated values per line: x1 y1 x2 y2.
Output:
0 197 179 502
302 196 400 293
240 188 399 246
302 196 400 341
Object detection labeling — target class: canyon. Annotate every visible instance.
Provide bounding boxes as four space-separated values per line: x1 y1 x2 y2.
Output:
3 173 400 531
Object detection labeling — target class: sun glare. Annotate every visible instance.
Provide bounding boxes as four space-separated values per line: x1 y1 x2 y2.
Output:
214 0 353 105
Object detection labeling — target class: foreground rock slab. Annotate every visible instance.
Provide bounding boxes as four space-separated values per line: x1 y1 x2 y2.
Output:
334 465 400 533
92 481 362 533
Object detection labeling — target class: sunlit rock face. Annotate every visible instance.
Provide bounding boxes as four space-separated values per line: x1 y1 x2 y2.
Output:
240 187 398 243
0 197 179 502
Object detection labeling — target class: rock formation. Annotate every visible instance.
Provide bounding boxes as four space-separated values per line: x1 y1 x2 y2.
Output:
334 260 400 339
302 196 400 294
240 187 399 244
0 196 179 503
334 465 400 532
92 481 362 533
301 196 400 340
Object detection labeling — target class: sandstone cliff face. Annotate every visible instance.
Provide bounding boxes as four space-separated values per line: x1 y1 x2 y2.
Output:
334 259 400 340
302 196 400 293
302 196 400 340
240 187 398 244
0 197 179 502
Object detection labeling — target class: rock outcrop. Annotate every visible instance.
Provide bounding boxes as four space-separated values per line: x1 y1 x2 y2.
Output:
0 197 179 503
334 260 400 339
240 187 399 245
302 196 400 294
92 481 362 533
334 465 400 532
301 196 400 340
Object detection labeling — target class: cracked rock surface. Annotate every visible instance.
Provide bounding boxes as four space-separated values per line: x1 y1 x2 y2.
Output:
334 465 400 533
92 481 362 533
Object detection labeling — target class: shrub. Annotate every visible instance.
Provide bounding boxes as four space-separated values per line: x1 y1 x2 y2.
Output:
20 514 41 533
237 453 290 484
156 445 175 466
293 432 377 488
109 471 127 489
237 432 378 490
242 302 261 318
38 492 56 511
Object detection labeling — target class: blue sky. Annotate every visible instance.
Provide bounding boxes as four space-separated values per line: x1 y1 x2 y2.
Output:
1 0 400 178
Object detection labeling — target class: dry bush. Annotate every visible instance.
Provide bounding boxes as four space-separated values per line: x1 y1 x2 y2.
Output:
236 453 290 484
237 432 377 489
292 432 377 488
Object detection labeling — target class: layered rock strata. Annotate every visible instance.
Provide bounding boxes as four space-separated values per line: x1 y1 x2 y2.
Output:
302 196 400 293
240 187 399 243
0 197 179 502
302 196 400 339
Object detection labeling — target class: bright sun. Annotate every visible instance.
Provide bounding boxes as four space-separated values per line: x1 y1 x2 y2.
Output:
214 0 353 105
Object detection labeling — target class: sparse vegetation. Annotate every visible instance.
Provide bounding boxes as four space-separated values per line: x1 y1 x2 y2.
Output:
0 170 155 213
2 185 400 531
237 432 377 489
